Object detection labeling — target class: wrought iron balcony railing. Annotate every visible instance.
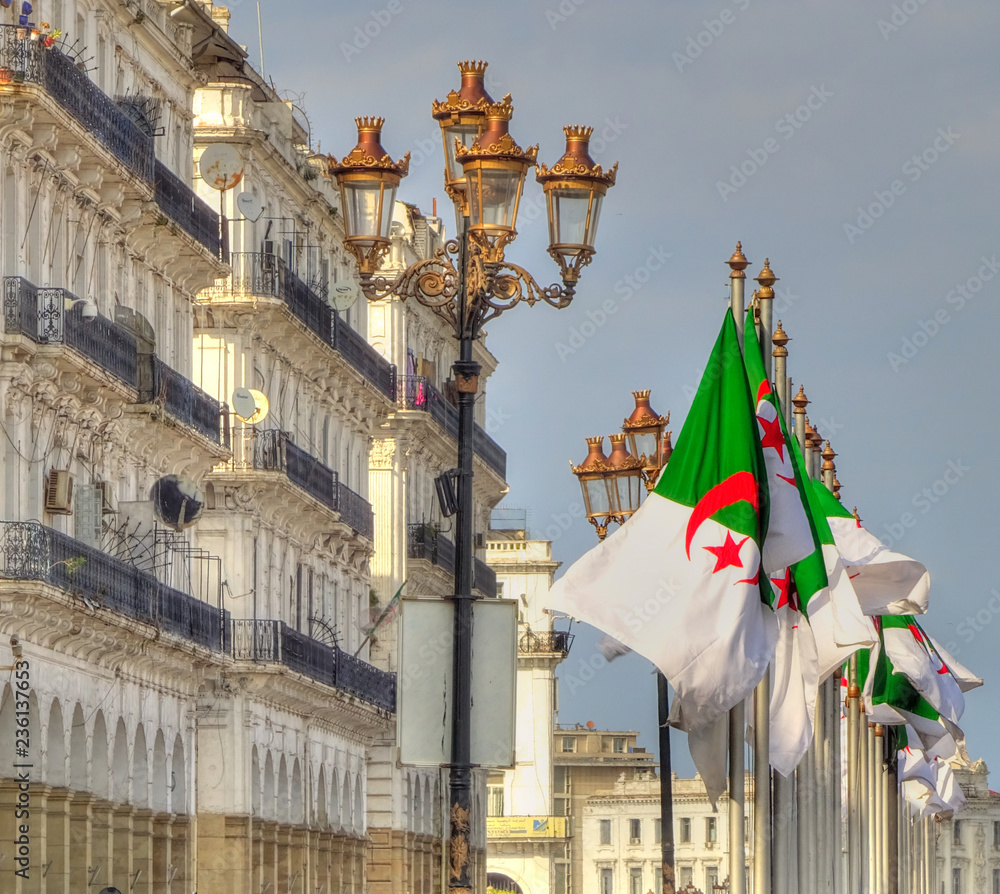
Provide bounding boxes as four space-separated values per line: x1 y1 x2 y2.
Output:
407 523 456 575
473 557 498 598
153 159 223 258
229 430 374 538
0 521 227 652
0 27 154 182
3 278 226 445
517 629 575 656
229 618 396 712
396 376 507 480
209 252 396 400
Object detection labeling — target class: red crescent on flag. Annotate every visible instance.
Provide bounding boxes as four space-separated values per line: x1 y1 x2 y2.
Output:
685 471 759 558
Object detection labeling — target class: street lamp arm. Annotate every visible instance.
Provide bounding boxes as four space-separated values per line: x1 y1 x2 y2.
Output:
485 260 576 314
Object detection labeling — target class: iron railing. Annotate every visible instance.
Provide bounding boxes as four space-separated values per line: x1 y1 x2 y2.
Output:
0 522 227 651
407 523 456 575
229 618 396 712
150 358 224 445
153 159 222 258
3 278 226 444
0 27 154 182
473 557 498 598
230 430 374 532
211 252 396 400
396 375 507 479
336 481 375 542
518 629 575 655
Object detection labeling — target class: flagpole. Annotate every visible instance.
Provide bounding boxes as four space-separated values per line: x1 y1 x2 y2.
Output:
751 261 778 894
727 242 750 894
770 322 792 894
886 727 899 894
874 724 884 894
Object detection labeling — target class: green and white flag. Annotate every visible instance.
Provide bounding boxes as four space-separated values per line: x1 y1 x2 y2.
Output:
545 310 777 733
812 484 930 616
898 738 965 817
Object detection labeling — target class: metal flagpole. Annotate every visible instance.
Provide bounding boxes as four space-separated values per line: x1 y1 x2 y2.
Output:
874 725 884 894
727 242 749 894
887 726 899 894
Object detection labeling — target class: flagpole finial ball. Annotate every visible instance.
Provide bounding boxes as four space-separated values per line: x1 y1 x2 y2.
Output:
833 476 842 500
771 320 789 357
727 241 750 277
852 506 861 522
821 441 837 471
792 384 809 414
755 258 778 297
874 724 884 737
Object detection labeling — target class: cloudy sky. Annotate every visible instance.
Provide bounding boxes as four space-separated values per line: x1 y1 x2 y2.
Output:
247 0 1000 774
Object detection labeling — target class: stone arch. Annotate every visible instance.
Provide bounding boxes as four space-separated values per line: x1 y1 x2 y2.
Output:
291 758 303 825
354 773 363 833
92 711 110 800
171 734 186 815
251 746 261 818
0 685 15 775
69 703 87 791
133 723 149 809
46 698 67 787
263 751 275 821
151 729 168 812
111 717 130 804
316 765 327 827
277 755 288 824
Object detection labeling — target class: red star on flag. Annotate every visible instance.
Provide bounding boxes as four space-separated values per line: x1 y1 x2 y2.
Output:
771 571 793 610
756 411 785 461
703 531 750 574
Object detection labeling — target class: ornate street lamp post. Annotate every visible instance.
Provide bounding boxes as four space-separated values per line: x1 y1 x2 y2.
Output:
570 390 675 894
331 61 617 894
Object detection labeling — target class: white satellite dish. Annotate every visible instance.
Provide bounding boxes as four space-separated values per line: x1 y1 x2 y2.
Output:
200 143 245 191
150 475 204 531
236 192 265 221
331 279 361 313
232 387 270 425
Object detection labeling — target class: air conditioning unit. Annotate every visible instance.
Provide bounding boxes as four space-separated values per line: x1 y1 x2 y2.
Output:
96 480 115 514
45 469 73 514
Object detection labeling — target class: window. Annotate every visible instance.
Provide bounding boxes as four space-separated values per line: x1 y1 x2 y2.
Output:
600 868 613 894
745 815 751 842
953 867 962 894
679 867 693 887
679 817 691 843
554 767 570 794
994 821 1000 848
993 868 1000 894
705 866 719 890
654 818 662 844
629 818 642 844
629 867 643 894
487 784 504 817
953 819 962 845
554 864 568 894
706 816 718 843
613 737 626 753
599 819 612 846
562 737 576 753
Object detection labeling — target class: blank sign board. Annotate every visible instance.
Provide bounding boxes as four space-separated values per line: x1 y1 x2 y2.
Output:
398 597 517 768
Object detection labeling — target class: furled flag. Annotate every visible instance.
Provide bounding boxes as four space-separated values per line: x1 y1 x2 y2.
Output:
544 309 777 733
811 483 930 616
898 734 966 817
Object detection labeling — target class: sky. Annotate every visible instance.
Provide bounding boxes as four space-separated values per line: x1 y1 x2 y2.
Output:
245 0 1000 776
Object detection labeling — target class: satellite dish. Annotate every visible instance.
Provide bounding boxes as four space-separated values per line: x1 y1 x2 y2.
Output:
99 888 123 894
199 144 244 191
236 191 264 221
232 387 270 425
331 279 361 313
150 475 204 531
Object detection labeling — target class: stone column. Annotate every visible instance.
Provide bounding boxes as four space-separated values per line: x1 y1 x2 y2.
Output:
290 825 308 893
68 793 93 894
151 813 172 891
132 807 154 894
262 820 279 894
44 787 73 894
251 816 263 894
90 798 113 892
111 804 134 894
330 835 345 894
276 823 292 893
171 815 191 894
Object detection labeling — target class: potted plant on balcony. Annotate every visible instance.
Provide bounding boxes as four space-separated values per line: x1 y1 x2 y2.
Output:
0 68 12 84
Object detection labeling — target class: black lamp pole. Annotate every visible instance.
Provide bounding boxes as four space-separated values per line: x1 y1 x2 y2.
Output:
658 671 676 894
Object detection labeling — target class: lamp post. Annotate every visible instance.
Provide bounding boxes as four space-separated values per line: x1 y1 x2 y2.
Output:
570 390 674 894
330 60 617 894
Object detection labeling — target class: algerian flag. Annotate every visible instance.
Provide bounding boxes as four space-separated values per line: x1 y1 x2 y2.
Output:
811 484 930 616
544 310 777 733
898 737 965 817
881 616 965 725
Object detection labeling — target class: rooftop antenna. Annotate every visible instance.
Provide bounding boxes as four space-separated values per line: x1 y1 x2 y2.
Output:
256 2 265 80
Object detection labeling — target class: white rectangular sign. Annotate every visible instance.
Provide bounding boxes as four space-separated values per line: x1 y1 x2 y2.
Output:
398 597 517 768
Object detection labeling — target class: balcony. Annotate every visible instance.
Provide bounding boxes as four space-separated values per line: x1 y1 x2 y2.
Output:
518 629 575 656
207 252 396 400
230 619 396 712
0 521 227 652
396 376 507 480
153 159 223 258
0 26 153 181
3 277 226 446
227 430 374 539
407 524 495 597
